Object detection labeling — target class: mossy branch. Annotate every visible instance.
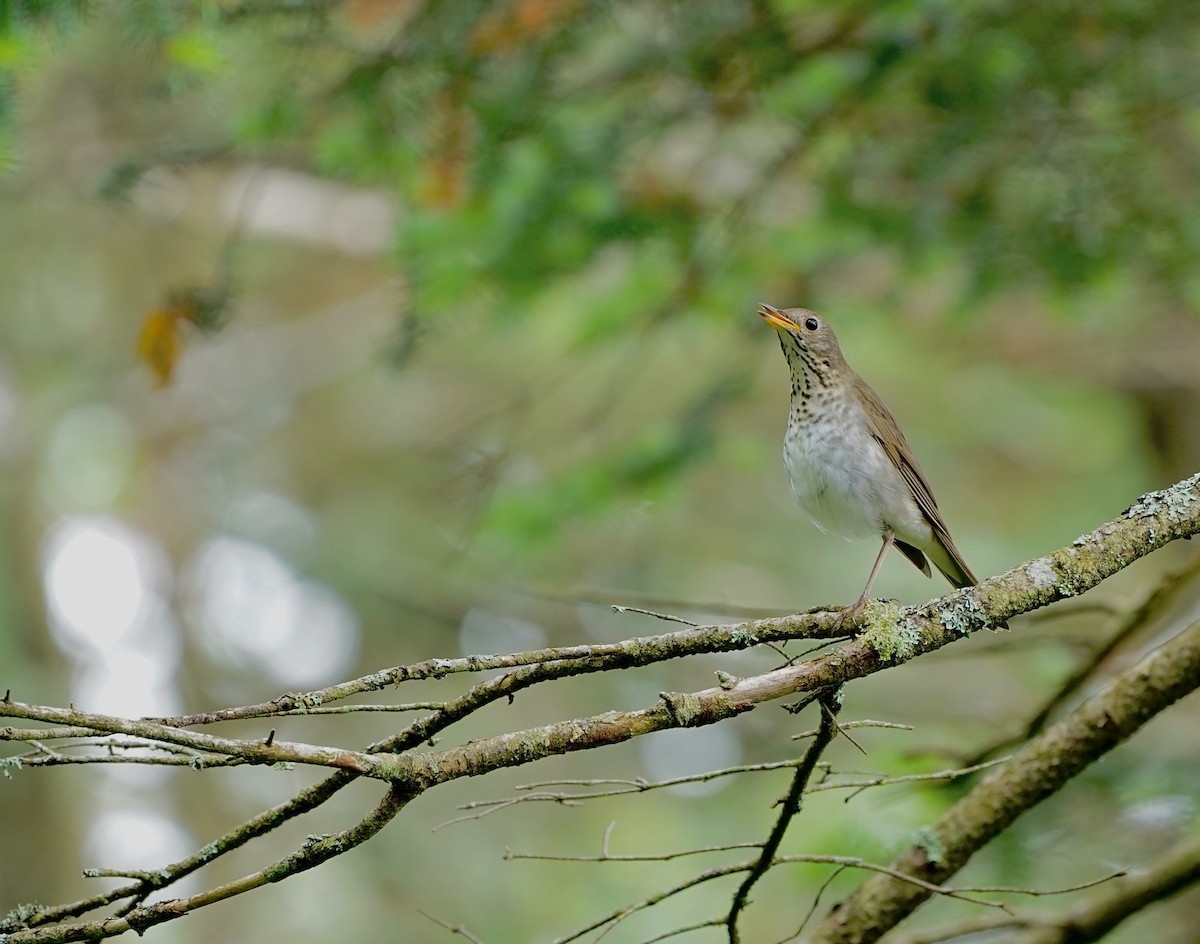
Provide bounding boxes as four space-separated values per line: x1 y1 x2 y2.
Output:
808 616 1200 943
2 474 1199 942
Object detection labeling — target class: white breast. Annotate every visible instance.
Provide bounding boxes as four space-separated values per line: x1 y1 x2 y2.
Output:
782 390 928 544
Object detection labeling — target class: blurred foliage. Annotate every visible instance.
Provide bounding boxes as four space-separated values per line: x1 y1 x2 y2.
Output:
5 0 1200 315
2 2 1200 942
3 0 1197 533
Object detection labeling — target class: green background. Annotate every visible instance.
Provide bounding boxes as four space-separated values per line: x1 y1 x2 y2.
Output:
1 2 1199 941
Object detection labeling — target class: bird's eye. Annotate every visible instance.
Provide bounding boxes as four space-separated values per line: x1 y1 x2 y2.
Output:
804 317 819 331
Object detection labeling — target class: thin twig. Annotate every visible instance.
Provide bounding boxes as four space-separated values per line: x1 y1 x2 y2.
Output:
640 918 726 943
959 870 1128 896
727 688 843 942
611 605 698 626
885 915 1039 944
552 852 1015 944
780 865 848 944
439 759 840 826
156 612 846 728
433 793 584 831
812 758 1011 801
0 702 376 775
419 909 486 944
514 583 781 620
506 841 762 862
4 783 414 942
793 719 913 740
553 863 749 944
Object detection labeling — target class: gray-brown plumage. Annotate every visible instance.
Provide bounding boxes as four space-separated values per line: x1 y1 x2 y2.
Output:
760 302 984 605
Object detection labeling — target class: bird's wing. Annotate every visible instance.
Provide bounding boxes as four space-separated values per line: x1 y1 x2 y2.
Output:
853 372 977 588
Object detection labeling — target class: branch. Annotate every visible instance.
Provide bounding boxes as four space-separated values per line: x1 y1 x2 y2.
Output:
1009 829 1200 944
152 472 1200 735
375 475 1200 788
557 852 1022 944
3 475 1198 941
888 833 1200 944
727 690 842 941
0 701 375 774
2 783 412 943
1 768 363 933
961 550 1200 764
155 614 847 728
808 616 1200 943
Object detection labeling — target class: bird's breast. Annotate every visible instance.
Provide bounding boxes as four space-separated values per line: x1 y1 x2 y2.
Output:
782 393 924 542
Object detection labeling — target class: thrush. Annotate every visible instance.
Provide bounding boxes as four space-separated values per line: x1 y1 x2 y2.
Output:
760 303 996 621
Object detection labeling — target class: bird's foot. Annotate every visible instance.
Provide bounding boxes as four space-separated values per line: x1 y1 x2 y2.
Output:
831 596 871 631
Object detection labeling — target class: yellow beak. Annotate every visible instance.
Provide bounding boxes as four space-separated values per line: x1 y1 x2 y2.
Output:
758 303 797 332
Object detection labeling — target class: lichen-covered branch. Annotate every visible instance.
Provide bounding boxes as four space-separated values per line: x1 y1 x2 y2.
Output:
888 830 1200 944
143 472 1200 736
961 550 1200 766
808 617 1200 943
0 700 376 774
3 783 412 944
368 477 1200 789
157 611 848 728
1 474 1198 942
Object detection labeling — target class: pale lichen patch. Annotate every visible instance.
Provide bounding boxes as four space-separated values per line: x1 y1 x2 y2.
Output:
913 826 946 865
861 601 919 662
1125 473 1200 522
939 593 988 636
1026 556 1058 591
659 691 705 726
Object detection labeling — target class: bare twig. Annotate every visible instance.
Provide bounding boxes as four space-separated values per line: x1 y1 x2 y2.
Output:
811 758 1011 801
1009 829 1200 944
0 702 376 775
781 865 848 943
555 852 1016 944
435 760 852 829
792 719 913 739
727 688 842 942
516 583 780 620
611 605 698 626
419 909 486 944
962 871 1128 896
154 612 848 728
553 862 747 944
886 915 1041 944
2 476 1197 941
506 841 762 863
641 918 727 943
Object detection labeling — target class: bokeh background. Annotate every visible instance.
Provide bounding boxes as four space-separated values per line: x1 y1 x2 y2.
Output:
2 2 1200 941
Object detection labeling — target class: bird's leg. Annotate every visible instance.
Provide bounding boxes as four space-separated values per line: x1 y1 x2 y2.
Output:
834 531 894 628
857 530 894 605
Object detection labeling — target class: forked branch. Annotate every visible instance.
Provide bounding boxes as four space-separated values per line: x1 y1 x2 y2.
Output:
1 474 1198 942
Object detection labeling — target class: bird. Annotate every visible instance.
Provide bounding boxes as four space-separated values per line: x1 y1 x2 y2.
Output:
759 302 994 619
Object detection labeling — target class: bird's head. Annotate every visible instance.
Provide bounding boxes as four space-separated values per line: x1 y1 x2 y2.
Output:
758 303 847 384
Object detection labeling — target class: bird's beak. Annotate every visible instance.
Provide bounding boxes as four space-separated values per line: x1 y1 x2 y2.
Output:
758 303 796 332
